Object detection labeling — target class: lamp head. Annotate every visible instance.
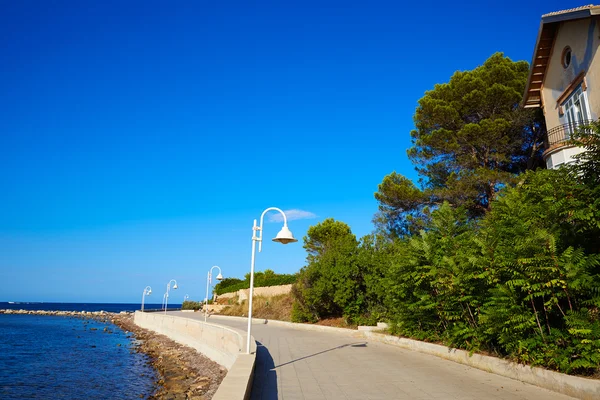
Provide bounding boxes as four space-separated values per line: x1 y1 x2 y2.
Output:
147 289 152 295
173 283 178 289
216 273 224 281
273 225 298 244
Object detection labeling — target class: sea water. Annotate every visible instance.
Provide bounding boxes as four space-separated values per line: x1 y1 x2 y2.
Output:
0 307 158 399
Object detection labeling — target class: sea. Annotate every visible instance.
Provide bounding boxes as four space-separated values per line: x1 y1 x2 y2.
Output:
0 302 178 399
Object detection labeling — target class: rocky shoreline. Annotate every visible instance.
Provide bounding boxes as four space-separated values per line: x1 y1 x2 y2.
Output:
1 308 119 318
1 309 226 400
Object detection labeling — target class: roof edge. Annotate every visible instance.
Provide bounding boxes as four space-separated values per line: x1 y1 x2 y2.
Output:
522 21 545 108
542 5 600 24
522 5 600 108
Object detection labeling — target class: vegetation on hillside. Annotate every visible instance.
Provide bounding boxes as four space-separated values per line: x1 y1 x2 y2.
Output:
181 300 203 311
214 269 297 295
291 54 600 375
218 294 293 321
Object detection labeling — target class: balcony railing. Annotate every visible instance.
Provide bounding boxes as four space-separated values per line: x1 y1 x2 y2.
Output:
545 119 595 149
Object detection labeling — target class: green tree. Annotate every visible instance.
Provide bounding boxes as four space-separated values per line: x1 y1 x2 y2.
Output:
214 277 244 294
478 168 600 373
354 233 399 324
375 53 545 236
373 173 430 237
569 121 600 251
571 120 600 186
292 219 362 322
382 203 486 348
378 169 600 373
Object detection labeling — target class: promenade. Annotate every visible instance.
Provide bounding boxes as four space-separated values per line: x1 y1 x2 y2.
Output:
173 312 576 400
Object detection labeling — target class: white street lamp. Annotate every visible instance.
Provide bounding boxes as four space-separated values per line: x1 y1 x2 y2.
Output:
183 294 189 304
164 279 178 314
246 207 297 353
141 286 152 312
205 266 224 322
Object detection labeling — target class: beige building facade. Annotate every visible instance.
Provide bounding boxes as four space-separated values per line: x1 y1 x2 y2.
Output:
523 5 600 169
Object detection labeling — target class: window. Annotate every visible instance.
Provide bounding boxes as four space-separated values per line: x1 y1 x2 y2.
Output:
562 83 591 137
562 46 572 68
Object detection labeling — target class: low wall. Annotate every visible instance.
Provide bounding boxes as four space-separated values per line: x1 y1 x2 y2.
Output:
218 284 292 304
134 312 256 400
205 304 229 313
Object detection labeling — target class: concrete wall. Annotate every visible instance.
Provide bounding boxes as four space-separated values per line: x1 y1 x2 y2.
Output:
218 291 237 299
134 312 256 400
218 284 293 304
545 145 586 169
204 304 230 313
543 17 600 128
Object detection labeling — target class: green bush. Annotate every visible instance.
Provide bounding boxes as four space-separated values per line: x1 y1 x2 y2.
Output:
292 167 600 374
291 301 317 323
291 219 366 323
378 169 600 374
213 278 244 295
181 300 202 310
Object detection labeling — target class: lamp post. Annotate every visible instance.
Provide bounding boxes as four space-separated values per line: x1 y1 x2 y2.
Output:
246 207 297 353
141 286 152 312
164 279 178 314
183 294 189 304
205 266 224 322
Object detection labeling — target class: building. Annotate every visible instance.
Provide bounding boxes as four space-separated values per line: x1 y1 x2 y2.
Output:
523 5 600 169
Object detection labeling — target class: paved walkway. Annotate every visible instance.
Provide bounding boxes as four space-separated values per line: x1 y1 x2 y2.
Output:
173 312 576 400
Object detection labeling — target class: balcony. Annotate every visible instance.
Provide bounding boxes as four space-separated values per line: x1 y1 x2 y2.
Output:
545 119 595 150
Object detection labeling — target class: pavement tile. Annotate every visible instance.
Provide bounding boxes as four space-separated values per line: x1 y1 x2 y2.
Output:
176 313 579 400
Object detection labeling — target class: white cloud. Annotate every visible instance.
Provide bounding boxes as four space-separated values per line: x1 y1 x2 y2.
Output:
268 209 317 223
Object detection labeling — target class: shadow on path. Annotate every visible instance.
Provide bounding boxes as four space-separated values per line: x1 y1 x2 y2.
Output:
250 341 278 400
273 342 367 369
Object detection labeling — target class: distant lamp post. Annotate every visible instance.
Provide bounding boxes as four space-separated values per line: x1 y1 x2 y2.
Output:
205 266 224 322
183 294 189 304
164 279 178 314
246 207 297 353
141 286 152 312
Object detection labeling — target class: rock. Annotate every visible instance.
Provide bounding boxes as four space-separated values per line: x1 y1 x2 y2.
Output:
108 313 226 399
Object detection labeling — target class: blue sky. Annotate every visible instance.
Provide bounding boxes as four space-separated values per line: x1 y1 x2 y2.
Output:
0 0 584 303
